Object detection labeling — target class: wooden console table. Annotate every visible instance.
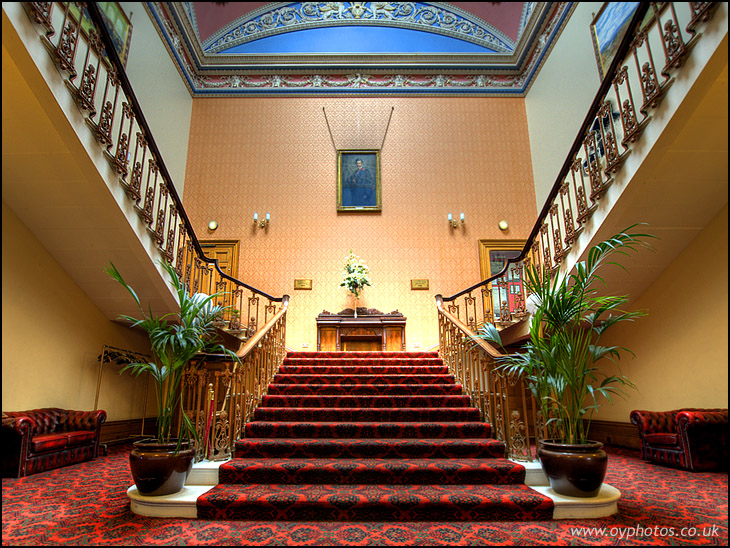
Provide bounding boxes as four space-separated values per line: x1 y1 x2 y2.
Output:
316 308 406 352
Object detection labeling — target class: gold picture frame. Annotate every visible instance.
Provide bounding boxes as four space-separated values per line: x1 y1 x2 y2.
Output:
68 2 133 67
590 3 657 80
337 150 381 212
478 239 526 322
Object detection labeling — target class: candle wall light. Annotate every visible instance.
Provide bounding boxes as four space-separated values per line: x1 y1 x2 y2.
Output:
448 212 465 229
253 212 270 228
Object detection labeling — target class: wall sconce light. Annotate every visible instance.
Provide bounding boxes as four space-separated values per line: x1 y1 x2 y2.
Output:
448 212 465 228
207 220 218 231
253 212 270 228
498 220 509 231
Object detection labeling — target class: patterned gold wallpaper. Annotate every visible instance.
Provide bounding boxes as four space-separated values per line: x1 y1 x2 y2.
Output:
183 97 537 351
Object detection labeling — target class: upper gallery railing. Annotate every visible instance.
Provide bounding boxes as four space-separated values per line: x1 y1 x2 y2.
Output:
21 2 289 337
436 2 721 459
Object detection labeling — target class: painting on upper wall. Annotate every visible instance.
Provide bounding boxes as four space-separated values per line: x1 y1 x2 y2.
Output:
590 2 640 80
478 240 526 324
337 150 381 212
68 2 133 67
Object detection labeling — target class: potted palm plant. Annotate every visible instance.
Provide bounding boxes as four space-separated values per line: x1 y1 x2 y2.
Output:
476 226 654 497
106 260 239 496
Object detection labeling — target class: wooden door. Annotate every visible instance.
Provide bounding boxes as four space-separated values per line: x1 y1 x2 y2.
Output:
199 240 240 279
198 240 240 315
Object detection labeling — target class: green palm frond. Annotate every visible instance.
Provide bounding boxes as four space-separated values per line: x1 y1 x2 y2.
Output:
107 259 241 447
473 225 655 444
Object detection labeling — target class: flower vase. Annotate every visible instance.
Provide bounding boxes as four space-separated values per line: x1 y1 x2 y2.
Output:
353 295 358 318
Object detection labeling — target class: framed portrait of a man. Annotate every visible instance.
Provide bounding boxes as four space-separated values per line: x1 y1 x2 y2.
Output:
337 150 381 212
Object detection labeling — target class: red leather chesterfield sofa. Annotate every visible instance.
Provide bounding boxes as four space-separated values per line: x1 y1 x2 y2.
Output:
2 408 107 477
630 408 728 471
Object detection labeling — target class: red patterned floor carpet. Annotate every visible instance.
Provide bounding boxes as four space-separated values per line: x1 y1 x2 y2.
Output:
3 352 727 545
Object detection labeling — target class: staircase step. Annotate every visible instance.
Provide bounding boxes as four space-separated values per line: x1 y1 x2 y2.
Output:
235 438 505 459
196 483 554 521
272 374 455 385
278 365 449 374
285 351 440 359
283 357 445 367
266 383 464 395
253 407 481 422
260 394 473 408
245 421 490 439
219 458 526 485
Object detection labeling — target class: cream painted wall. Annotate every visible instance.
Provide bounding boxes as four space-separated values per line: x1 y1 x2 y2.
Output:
596 203 728 423
118 2 192 196
2 202 153 421
525 2 603 208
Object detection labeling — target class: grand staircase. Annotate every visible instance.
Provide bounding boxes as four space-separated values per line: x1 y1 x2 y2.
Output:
196 351 554 521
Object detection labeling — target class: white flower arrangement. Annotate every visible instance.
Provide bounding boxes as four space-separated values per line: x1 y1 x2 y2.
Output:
340 250 371 299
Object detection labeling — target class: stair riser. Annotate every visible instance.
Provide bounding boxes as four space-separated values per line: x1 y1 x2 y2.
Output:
197 485 554 522
278 366 449 374
245 422 491 439
266 384 464 396
285 354 442 359
219 460 526 485
283 359 445 367
260 395 473 408
235 440 506 459
253 408 481 422
273 375 455 385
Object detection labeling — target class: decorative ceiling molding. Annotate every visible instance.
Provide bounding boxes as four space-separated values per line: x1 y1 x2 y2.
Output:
145 2 575 97
202 2 516 55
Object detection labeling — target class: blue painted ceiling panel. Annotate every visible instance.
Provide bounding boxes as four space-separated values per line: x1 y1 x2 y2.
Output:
219 26 498 55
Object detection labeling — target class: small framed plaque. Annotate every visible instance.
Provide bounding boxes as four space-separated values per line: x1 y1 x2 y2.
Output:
410 279 429 290
294 279 312 290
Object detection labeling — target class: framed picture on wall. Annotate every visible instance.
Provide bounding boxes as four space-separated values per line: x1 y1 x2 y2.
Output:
68 2 133 67
337 150 381 212
590 2 640 80
478 239 526 323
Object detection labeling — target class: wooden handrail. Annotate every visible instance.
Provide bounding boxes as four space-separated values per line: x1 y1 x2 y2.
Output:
435 295 502 359
84 3 283 303
442 3 652 303
236 295 289 360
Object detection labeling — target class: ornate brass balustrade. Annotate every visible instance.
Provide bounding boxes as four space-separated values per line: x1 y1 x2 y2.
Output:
436 296 536 461
436 1 721 457
21 1 288 334
181 297 289 461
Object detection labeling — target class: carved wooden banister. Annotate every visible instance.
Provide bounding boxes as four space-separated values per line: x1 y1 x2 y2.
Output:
435 295 536 461
436 2 721 459
440 2 718 331
181 296 289 460
21 2 288 339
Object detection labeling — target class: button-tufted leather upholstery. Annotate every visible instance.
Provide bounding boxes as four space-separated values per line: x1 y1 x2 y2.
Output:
630 408 727 471
2 408 106 477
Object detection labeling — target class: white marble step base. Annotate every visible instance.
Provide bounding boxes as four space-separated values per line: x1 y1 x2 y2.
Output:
128 457 621 519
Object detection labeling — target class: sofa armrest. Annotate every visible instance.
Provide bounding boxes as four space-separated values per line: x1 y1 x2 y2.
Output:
630 410 678 434
676 409 728 471
676 409 728 430
2 415 37 438
2 416 36 477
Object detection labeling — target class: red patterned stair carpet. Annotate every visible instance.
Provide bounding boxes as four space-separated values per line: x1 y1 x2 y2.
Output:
197 351 554 521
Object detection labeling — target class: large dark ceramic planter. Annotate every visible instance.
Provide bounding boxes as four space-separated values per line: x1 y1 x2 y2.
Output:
538 440 607 498
129 440 195 496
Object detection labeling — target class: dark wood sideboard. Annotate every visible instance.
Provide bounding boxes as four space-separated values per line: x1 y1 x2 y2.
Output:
316 308 406 352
